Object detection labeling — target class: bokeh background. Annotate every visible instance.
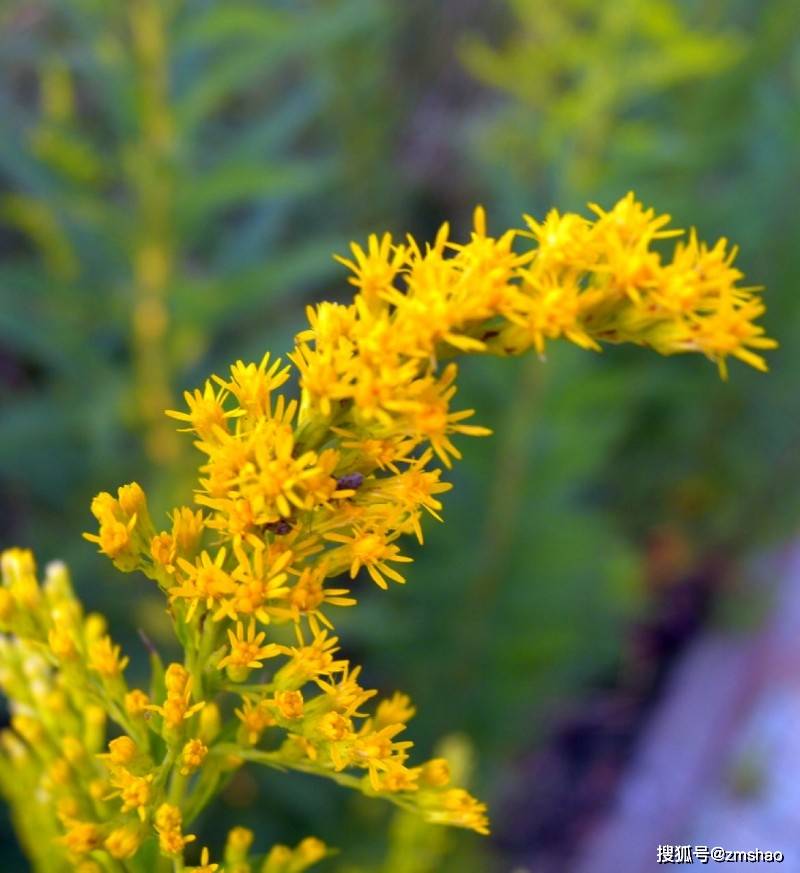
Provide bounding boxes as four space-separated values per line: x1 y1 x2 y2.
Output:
2 1 800 871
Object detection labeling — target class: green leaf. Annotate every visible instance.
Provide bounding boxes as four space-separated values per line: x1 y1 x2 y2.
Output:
174 43 295 132
176 159 335 239
171 234 346 328
175 4 292 50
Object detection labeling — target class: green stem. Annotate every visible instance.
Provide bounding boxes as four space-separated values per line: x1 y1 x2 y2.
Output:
168 770 187 806
127 0 178 463
210 745 419 815
190 616 221 700
182 763 226 825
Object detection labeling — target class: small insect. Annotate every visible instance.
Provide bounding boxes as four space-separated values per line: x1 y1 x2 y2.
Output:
336 472 364 491
263 519 293 535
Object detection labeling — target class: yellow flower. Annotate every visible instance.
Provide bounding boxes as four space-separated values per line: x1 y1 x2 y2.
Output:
295 836 328 867
384 365 492 468
151 531 175 568
509 270 600 355
235 423 325 521
88 636 129 678
199 702 222 742
686 296 775 378
83 516 137 562
352 724 414 791
324 526 412 589
166 380 243 440
83 483 153 571
125 688 151 717
170 506 207 554
219 620 281 680
48 625 77 660
334 231 407 303
235 697 276 745
277 629 347 684
374 764 419 792
105 824 142 859
117 482 148 516
220 540 292 623
108 768 154 820
317 711 354 742
315 663 376 717
59 821 103 855
148 663 204 730
172 548 236 621
522 208 595 268
422 787 490 835
590 191 681 246
420 757 451 787
275 689 304 720
100 735 138 766
374 692 416 728
155 803 196 856
180 738 208 775
225 825 254 856
365 452 451 543
286 565 356 632
212 352 291 418
263 845 294 872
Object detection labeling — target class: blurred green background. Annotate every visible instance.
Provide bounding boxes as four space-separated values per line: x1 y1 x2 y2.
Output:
1 1 799 870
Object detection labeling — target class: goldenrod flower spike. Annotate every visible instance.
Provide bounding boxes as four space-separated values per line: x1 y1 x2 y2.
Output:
1 195 772 870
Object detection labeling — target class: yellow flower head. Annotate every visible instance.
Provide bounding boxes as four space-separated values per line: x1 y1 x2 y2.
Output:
105 824 142 859
109 768 154 820
101 735 138 766
180 738 208 776
166 381 242 440
275 689 304 721
125 688 150 717
219 620 281 680
155 803 196 856
0 195 772 870
59 821 103 856
148 662 204 731
88 636 129 678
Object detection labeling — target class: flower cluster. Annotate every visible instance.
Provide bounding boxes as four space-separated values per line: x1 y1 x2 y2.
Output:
0 195 771 870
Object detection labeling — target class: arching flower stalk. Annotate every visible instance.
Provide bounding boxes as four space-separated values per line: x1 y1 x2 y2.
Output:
0 194 773 871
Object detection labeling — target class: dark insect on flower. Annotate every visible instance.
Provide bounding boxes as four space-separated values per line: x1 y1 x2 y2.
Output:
336 472 364 491
264 519 292 535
